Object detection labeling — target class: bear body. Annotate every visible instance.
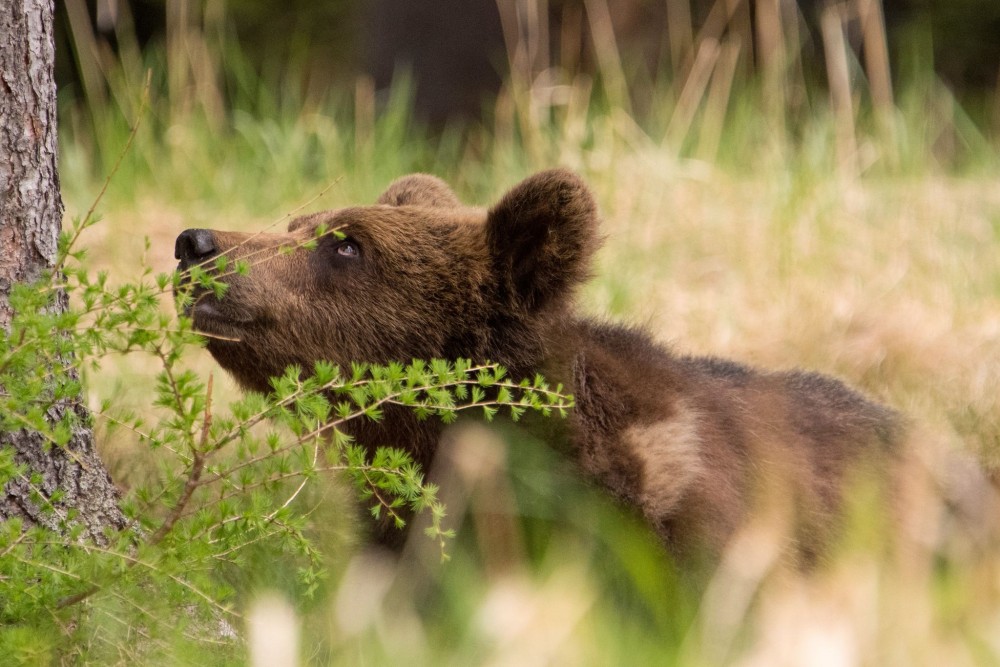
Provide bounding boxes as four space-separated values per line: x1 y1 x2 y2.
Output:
175 170 902 557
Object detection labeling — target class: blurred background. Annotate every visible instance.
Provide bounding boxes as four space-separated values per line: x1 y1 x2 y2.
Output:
53 0 1000 221
52 1 1000 664
55 0 1000 125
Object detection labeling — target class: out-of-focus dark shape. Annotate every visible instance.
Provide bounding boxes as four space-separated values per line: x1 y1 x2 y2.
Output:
55 0 1000 123
365 0 507 123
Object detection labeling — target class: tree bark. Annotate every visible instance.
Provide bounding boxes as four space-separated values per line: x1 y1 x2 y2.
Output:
1 0 127 541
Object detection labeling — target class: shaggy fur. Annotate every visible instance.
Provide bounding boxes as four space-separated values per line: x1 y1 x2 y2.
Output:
175 169 903 558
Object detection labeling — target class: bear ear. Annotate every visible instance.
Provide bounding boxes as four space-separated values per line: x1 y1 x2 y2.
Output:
486 169 600 312
377 174 463 208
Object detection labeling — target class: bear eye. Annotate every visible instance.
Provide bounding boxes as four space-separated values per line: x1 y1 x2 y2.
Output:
336 240 360 258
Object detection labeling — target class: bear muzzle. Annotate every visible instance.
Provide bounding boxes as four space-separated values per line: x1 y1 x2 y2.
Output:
174 227 218 318
175 228 219 271
174 228 255 339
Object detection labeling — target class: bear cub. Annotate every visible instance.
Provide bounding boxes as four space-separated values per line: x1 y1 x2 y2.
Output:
175 169 903 558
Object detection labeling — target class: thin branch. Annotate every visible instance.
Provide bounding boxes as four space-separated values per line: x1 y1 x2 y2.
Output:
55 71 151 273
200 363 540 470
361 468 406 526
147 373 213 546
46 541 242 619
0 530 28 558
177 462 410 525
263 427 320 523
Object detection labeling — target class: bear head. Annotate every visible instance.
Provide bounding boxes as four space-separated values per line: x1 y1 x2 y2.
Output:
174 169 601 393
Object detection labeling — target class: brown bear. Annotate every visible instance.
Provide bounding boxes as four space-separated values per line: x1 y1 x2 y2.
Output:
174 169 903 559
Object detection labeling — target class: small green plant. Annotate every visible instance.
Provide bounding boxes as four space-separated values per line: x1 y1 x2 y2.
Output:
0 192 572 661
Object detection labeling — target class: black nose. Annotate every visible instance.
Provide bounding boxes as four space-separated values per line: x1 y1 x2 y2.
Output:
175 229 218 266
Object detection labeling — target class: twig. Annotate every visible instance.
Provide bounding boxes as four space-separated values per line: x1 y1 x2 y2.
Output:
55 71 151 273
147 373 213 546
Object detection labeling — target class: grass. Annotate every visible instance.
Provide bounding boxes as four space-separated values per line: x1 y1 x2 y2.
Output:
50 2 1000 664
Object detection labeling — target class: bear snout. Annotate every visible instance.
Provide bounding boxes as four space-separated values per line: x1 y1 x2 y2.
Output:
175 228 219 270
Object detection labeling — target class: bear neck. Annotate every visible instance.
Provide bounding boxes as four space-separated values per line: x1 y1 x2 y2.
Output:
340 309 587 471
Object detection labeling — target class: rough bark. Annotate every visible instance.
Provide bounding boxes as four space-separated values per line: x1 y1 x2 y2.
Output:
1 0 128 541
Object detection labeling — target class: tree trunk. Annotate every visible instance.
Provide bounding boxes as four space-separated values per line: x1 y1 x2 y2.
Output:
1 0 127 541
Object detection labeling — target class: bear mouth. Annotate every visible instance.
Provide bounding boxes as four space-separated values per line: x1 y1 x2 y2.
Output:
186 294 253 341
174 267 256 342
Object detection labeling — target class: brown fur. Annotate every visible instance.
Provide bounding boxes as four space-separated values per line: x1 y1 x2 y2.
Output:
175 169 903 558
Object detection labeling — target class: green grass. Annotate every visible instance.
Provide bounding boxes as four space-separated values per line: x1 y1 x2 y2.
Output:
48 23 1000 666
